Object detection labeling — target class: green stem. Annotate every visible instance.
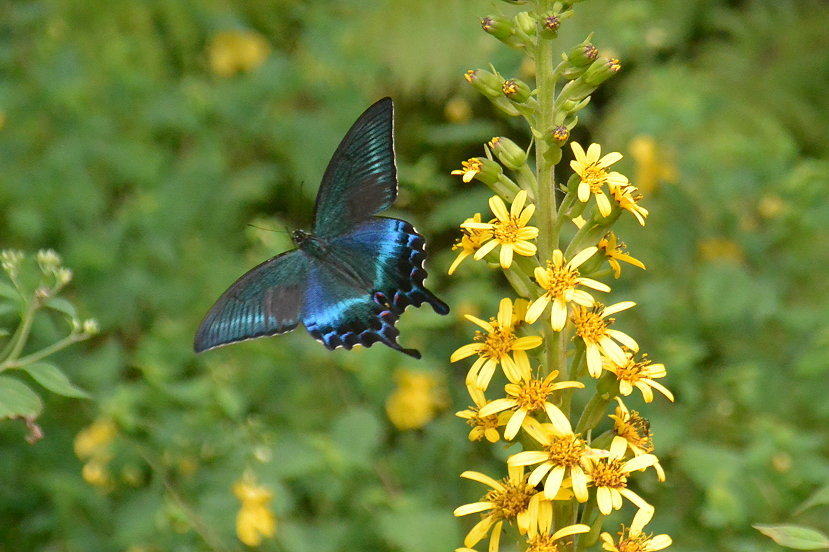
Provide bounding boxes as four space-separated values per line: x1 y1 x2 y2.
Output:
0 300 38 366
1 333 85 370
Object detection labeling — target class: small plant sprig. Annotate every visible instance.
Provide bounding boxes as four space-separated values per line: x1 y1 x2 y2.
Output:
0 249 98 442
449 1 674 551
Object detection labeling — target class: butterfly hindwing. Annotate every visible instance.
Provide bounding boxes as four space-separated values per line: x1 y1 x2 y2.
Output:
193 250 309 353
312 97 397 238
301 217 448 359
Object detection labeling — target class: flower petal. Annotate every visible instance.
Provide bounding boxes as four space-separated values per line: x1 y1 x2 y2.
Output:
460 471 503 490
454 501 495 516
478 398 517 417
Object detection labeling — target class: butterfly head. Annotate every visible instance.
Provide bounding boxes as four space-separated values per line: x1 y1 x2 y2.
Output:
292 229 312 246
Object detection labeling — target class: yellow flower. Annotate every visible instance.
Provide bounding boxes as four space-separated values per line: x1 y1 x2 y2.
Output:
75 419 117 488
525 247 610 330
629 134 678 195
587 437 659 515
611 184 649 226
208 30 270 77
462 190 538 269
597 232 646 279
600 508 672 551
526 524 591 552
603 352 674 403
609 398 666 482
451 298 543 390
456 386 506 443
386 369 447 430
507 412 596 502
570 142 629 217
449 213 493 275
479 370 584 440
233 476 277 546
570 302 638 378
453 465 552 552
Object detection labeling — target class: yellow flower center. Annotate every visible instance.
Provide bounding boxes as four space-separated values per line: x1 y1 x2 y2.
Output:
475 322 517 359
591 458 627 489
492 217 522 244
544 434 586 468
462 159 483 178
484 477 535 519
580 162 608 193
541 262 580 299
467 409 500 435
526 534 564 552
512 378 555 411
613 529 652 552
571 306 609 343
614 356 651 384
613 411 653 453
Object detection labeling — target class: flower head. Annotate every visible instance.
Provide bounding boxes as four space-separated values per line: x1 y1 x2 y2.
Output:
600 509 672 552
612 184 649 226
449 213 493 275
603 352 674 403
462 190 538 269
451 298 543 390
208 30 270 77
385 369 447 430
597 232 646 279
525 247 610 330
233 475 277 546
452 157 503 184
454 466 551 552
526 524 591 551
508 411 597 502
587 438 659 515
570 142 629 217
456 386 507 443
570 302 638 378
479 370 584 440
610 399 666 482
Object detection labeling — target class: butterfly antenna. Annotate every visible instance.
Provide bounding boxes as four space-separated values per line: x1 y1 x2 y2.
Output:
246 223 290 235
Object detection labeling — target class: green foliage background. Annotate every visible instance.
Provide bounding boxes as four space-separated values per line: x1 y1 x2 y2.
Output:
1 0 828 550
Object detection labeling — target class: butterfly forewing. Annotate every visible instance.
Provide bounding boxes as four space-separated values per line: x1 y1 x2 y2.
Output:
312 97 397 238
193 251 309 353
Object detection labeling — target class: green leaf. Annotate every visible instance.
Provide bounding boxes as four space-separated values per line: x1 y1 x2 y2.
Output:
754 524 829 550
45 297 77 319
23 362 91 399
0 375 43 419
0 281 21 302
795 485 829 515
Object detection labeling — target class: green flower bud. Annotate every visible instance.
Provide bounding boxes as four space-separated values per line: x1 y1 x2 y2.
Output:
567 42 598 67
551 125 570 145
488 136 527 170
481 15 514 40
502 78 532 103
513 12 536 38
583 57 621 86
1 249 24 278
55 267 73 287
83 318 100 336
37 249 62 274
464 68 503 98
540 13 561 38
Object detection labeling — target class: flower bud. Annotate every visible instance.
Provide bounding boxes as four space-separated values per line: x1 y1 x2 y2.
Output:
55 267 73 287
83 318 100 336
37 249 62 274
1 249 24 278
551 125 570 145
451 157 504 185
481 15 514 40
513 12 536 38
502 78 532 103
464 68 503 98
567 42 598 67
540 13 561 38
583 57 621 86
488 137 527 170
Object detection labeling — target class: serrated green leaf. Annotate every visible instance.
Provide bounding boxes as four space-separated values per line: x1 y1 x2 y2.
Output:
795 485 829 516
23 362 90 399
0 375 43 418
754 524 829 550
45 297 77 319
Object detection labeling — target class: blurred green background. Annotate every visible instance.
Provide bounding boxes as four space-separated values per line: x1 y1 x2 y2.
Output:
1 0 828 550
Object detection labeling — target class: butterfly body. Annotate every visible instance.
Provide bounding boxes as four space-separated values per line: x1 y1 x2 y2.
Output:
195 98 448 359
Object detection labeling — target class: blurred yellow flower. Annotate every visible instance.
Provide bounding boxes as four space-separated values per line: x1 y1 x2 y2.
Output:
74 419 117 488
208 30 270 77
386 369 447 430
629 134 678 195
233 475 277 547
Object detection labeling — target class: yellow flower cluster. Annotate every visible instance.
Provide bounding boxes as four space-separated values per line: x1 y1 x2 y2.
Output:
385 369 448 430
449 143 672 550
233 475 277 547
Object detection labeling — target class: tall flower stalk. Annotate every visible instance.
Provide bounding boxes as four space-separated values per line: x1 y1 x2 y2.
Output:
451 2 673 550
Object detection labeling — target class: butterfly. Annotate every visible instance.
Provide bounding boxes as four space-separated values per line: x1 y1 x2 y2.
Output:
194 97 449 359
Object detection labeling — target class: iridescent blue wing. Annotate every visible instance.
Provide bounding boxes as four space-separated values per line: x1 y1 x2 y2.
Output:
194 250 309 353
312 97 397 238
303 217 449 359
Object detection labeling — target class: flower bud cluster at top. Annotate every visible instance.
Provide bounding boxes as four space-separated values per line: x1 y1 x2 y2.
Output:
449 2 673 552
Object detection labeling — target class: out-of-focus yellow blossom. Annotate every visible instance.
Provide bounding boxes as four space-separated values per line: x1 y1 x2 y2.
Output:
570 142 629 217
697 237 745 263
208 30 270 77
629 135 678 195
462 190 538 269
451 297 542 390
386 369 448 430
233 475 277 547
74 419 117 488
